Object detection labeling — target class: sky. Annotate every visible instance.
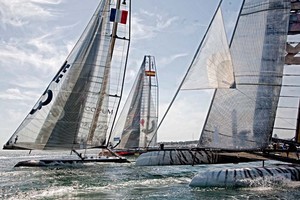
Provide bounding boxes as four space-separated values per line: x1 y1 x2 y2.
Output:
4 0 292 146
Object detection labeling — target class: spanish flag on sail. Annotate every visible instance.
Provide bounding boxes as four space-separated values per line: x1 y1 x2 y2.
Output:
145 70 156 76
110 8 128 24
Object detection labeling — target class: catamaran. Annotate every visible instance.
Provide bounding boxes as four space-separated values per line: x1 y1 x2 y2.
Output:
110 55 159 156
136 0 300 187
191 0 300 187
3 0 132 167
136 0 259 166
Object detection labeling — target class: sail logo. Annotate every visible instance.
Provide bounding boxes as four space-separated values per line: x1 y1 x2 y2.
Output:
29 61 70 115
84 106 113 115
53 61 70 84
30 90 53 115
81 122 108 130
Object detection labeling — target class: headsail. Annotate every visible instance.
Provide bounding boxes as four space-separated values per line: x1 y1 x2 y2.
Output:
3 0 131 150
153 1 234 144
181 7 235 90
110 56 159 149
199 0 290 150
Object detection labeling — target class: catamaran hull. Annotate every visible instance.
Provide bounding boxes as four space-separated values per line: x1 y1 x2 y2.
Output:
135 149 264 166
14 157 130 167
189 164 300 187
136 150 217 166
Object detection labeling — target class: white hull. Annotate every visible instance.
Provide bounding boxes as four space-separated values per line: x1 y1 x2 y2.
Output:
189 164 300 187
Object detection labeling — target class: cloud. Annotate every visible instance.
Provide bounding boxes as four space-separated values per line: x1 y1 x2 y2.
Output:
0 0 63 29
0 88 40 101
0 0 71 102
131 9 178 41
0 1 74 78
158 53 188 67
0 43 67 74
11 75 48 89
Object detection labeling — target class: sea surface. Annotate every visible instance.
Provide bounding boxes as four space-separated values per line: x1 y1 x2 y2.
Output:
1 150 300 200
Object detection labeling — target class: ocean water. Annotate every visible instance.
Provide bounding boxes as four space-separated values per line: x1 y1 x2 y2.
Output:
1 150 300 200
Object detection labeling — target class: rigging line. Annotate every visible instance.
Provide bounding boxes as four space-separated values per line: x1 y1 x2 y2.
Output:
277 106 298 109
241 7 289 17
106 0 131 147
282 85 300 87
273 96 297 129
198 0 245 145
234 87 277 113
237 83 282 86
147 0 225 148
280 95 300 98
87 0 121 146
203 128 260 143
145 56 152 148
294 100 300 141
283 74 300 76
274 127 296 131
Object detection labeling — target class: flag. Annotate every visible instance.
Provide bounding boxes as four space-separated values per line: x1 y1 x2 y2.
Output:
110 8 128 24
145 70 156 76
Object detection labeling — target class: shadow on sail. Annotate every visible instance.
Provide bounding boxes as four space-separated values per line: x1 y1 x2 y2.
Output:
3 0 132 167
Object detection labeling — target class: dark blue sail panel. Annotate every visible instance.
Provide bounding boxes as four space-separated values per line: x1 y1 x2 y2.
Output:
199 0 290 150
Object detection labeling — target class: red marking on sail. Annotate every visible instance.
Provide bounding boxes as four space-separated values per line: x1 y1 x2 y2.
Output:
140 119 145 126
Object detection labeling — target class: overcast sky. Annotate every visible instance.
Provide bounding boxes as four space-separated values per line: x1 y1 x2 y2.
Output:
0 0 251 145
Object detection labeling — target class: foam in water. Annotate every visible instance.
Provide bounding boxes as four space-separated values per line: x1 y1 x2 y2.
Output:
189 165 300 187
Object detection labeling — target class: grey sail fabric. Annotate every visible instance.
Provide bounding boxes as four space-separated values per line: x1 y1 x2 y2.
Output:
111 56 159 149
181 8 235 90
4 0 130 150
199 0 290 150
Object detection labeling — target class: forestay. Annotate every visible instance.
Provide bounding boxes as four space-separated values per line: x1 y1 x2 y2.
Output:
181 7 235 90
199 0 290 150
155 1 234 143
4 0 130 150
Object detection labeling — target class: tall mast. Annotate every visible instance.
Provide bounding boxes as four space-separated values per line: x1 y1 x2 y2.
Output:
295 100 300 143
145 56 152 147
87 0 123 145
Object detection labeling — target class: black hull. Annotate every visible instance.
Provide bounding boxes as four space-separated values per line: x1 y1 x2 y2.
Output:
135 149 266 166
14 157 130 167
